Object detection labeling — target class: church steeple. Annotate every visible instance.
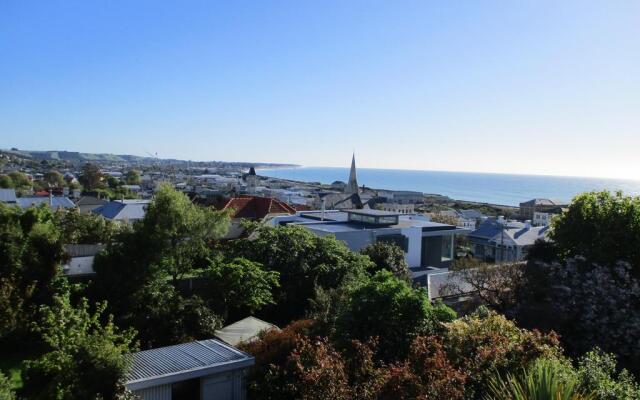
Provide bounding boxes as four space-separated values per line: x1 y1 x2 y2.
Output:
345 153 359 194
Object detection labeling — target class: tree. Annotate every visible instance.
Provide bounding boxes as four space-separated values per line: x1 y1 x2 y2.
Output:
575 349 640 400
231 224 374 324
335 270 456 361
78 163 102 190
21 293 136 400
53 209 117 244
0 175 13 189
551 191 640 273
141 184 230 283
0 372 15 400
7 172 30 189
43 171 64 188
200 257 279 319
360 241 410 278
124 170 141 185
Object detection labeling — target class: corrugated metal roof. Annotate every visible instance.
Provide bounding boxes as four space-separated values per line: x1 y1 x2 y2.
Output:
17 196 76 209
215 317 279 346
125 339 252 384
0 189 17 203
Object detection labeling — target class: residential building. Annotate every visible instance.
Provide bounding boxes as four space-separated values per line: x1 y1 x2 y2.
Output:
75 196 107 214
61 244 104 277
519 198 560 220
92 199 150 224
467 217 550 263
268 209 469 268
215 317 279 347
217 195 296 239
124 338 254 400
389 191 424 204
378 203 415 214
17 196 76 210
0 188 17 204
533 206 564 226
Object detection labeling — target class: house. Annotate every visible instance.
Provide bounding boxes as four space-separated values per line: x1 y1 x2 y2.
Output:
467 217 550 263
378 203 415 214
533 206 564 226
75 196 107 214
217 195 296 239
92 199 150 224
17 196 76 210
519 198 559 220
124 338 254 400
215 317 279 346
389 191 424 204
0 189 17 204
268 209 469 268
61 244 104 276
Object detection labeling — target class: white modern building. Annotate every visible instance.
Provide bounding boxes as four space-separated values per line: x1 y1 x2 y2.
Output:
268 209 469 268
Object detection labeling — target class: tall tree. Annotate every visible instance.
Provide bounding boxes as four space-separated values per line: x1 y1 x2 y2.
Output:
360 241 410 278
124 170 141 185
43 171 64 188
78 163 102 190
551 191 640 273
141 184 230 283
335 270 456 361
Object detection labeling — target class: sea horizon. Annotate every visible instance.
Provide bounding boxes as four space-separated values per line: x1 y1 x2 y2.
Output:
257 166 640 207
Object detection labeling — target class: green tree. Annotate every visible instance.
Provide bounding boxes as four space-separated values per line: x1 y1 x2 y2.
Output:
42 171 64 188
200 257 279 319
141 184 230 283
7 172 30 189
0 175 13 189
0 372 15 400
551 191 640 272
21 293 137 400
53 209 117 244
335 270 456 361
360 241 410 278
78 163 103 190
231 224 374 324
124 170 141 185
575 349 640 400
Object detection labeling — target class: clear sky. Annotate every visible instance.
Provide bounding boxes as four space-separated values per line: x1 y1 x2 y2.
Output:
1 1 639 179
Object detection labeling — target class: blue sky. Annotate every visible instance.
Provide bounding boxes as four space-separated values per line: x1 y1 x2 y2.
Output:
1 1 639 179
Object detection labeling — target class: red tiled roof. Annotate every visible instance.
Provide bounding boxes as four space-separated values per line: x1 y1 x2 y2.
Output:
222 196 296 219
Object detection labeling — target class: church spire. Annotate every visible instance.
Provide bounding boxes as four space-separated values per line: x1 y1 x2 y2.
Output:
345 153 359 194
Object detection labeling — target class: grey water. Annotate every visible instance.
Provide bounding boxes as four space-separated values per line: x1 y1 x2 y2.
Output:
257 167 640 206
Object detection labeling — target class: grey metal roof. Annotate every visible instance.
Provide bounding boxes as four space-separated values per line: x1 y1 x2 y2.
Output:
125 339 253 390
469 218 549 246
0 189 17 203
17 196 76 209
92 200 149 221
346 209 401 217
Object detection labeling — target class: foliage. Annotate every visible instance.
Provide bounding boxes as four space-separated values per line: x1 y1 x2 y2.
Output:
551 191 640 273
430 211 460 226
0 175 12 189
53 209 118 244
43 171 64 188
335 270 456 361
575 349 640 400
443 308 563 398
231 224 374 323
127 282 222 348
7 172 30 189
0 373 15 400
360 241 409 278
124 170 141 185
200 257 279 318
78 163 103 190
21 292 136 400
141 183 230 282
0 204 65 339
485 357 593 400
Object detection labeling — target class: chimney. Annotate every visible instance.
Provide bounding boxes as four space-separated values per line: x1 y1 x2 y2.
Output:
525 220 532 229
497 215 505 225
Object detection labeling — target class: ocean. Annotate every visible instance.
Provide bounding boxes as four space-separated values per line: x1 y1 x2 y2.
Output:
256 167 640 207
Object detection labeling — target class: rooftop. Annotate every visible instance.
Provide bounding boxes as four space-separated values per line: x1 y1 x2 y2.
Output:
125 338 254 391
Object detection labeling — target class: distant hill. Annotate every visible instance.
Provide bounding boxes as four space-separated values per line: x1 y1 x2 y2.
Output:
0 148 297 168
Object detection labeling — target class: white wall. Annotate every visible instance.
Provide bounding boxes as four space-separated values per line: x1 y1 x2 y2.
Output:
62 256 95 276
400 226 423 268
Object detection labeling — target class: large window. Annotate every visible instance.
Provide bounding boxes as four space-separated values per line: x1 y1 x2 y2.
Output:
441 235 453 262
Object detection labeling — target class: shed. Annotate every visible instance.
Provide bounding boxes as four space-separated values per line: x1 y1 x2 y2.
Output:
124 338 254 400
